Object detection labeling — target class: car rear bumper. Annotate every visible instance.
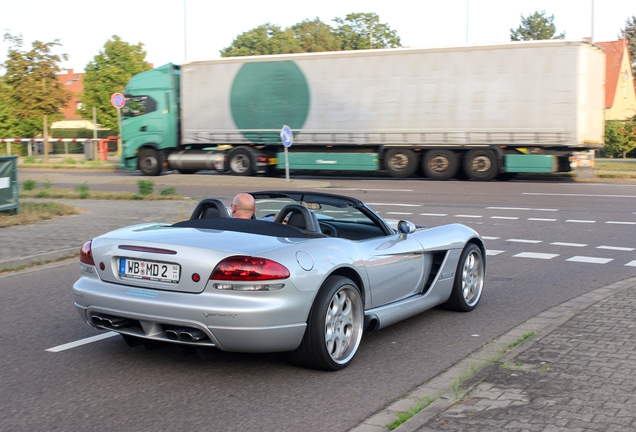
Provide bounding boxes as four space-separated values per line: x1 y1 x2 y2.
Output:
73 276 311 352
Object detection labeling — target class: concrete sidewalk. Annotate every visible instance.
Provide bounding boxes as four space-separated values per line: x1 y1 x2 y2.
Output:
2 197 636 431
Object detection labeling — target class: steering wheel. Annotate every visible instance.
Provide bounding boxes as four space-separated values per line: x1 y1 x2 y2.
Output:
319 222 339 237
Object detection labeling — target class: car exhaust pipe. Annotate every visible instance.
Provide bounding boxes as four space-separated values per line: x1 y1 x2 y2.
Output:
165 328 207 342
179 329 207 342
92 315 132 329
364 315 380 334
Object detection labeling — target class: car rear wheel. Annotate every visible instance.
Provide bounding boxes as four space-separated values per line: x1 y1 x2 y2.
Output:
442 243 484 312
287 276 363 371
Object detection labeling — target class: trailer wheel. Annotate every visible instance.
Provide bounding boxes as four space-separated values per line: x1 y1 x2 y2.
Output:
384 149 418 178
227 147 254 176
463 149 498 181
423 150 459 181
138 148 163 176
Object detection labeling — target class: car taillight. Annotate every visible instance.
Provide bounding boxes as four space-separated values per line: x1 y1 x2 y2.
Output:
211 256 290 281
80 241 95 265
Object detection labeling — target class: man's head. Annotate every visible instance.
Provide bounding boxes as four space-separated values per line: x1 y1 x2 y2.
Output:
231 193 255 219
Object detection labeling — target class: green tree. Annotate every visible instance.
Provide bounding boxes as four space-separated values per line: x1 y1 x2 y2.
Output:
510 10 565 41
290 18 341 52
220 23 301 57
604 117 636 158
619 15 636 77
80 36 151 131
1 33 71 137
333 12 401 50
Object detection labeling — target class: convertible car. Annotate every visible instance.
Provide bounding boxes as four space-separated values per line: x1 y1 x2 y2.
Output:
73 191 485 371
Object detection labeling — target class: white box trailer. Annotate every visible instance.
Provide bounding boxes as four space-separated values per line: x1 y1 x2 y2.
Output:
122 40 605 180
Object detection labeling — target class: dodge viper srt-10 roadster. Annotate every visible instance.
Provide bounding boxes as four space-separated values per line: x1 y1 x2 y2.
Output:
73 191 485 370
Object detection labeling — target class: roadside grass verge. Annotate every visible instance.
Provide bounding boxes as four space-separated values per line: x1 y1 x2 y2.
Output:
19 187 190 201
0 201 80 228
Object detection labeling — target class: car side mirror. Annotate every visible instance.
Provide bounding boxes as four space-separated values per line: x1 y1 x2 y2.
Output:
397 220 416 236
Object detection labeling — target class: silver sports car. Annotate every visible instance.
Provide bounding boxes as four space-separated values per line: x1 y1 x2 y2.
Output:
73 191 485 370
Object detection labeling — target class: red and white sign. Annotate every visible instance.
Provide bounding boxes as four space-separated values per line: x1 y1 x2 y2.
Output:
111 93 126 109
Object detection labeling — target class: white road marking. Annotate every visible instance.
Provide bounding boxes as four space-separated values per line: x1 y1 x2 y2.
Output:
455 215 482 218
566 220 595 223
367 203 422 207
46 332 118 353
513 252 559 259
387 212 413 215
482 236 500 240
320 188 414 192
507 239 542 244
491 216 519 220
597 246 635 251
528 218 557 222
524 193 636 198
606 221 636 225
420 213 447 217
486 250 505 256
626 260 636 267
487 207 558 212
566 256 613 264
551 242 587 247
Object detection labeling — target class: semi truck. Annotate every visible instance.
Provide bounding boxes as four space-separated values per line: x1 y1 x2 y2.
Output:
120 40 605 180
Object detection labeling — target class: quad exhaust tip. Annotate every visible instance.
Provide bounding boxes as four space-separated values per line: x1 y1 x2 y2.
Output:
165 328 208 342
91 314 132 329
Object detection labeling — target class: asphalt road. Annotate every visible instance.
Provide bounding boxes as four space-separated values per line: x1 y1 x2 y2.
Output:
2 172 636 431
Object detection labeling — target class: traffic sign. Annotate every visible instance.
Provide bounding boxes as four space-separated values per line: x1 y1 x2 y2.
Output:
280 125 293 148
111 93 126 109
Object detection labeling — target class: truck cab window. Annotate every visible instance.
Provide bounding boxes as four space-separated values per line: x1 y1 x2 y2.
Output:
123 95 157 117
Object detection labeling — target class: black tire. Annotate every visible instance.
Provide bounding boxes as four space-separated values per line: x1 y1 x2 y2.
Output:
497 172 519 181
462 149 498 181
384 149 418 178
422 150 459 181
287 276 364 371
138 148 163 176
227 147 254 176
442 243 484 312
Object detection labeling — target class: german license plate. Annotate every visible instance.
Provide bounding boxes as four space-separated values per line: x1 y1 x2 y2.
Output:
119 258 180 283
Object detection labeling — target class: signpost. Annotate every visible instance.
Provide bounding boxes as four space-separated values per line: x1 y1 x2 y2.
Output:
111 93 125 156
280 125 293 182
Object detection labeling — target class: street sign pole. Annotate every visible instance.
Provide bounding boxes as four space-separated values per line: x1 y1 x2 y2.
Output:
111 93 126 158
280 125 293 183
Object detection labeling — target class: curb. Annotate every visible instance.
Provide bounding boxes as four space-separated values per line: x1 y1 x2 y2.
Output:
349 275 636 432
0 247 79 271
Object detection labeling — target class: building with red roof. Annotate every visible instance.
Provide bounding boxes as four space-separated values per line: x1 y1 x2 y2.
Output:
596 39 636 120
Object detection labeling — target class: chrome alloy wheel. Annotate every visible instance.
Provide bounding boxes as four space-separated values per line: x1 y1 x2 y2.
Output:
324 285 363 365
462 249 484 307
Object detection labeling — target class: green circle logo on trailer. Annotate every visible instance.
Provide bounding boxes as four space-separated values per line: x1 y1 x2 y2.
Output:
230 61 310 144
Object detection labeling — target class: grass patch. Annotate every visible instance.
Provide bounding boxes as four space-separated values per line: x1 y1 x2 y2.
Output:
503 331 535 353
0 201 80 228
387 396 435 430
595 160 636 171
137 179 155 195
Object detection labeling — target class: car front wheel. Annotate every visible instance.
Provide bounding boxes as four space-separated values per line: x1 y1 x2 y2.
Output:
287 276 364 371
443 243 484 312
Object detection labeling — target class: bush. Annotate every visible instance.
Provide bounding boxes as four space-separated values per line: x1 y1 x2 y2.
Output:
22 179 37 191
137 179 154 196
74 182 90 199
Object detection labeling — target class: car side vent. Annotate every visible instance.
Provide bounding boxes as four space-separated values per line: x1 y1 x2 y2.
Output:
421 251 448 295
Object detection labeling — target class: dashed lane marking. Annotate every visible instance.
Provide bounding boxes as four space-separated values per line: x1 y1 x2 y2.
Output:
528 218 558 222
523 193 636 198
507 239 542 244
387 212 413 215
486 250 505 256
597 246 635 251
455 215 482 218
482 236 500 240
627 260 636 267
420 213 447 217
551 242 587 247
566 256 613 264
513 252 559 259
491 216 519 220
606 221 636 225
46 332 118 353
367 203 421 207
566 220 596 223
487 207 559 212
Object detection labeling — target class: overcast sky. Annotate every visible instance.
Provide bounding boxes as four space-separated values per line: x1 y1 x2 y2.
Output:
1 0 634 72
